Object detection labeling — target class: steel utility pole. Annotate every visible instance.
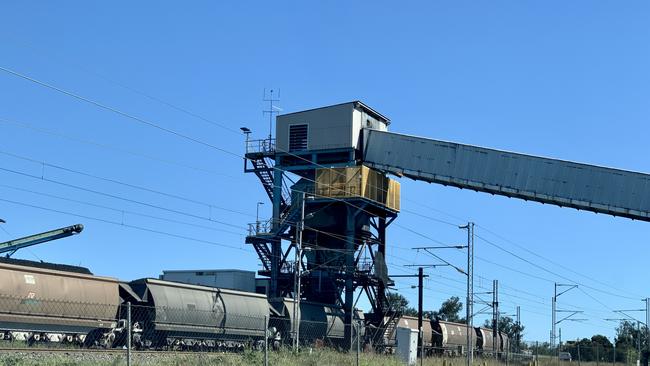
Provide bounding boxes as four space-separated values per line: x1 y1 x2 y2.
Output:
643 297 650 352
412 229 472 364
292 192 306 351
460 222 475 366
419 267 424 365
400 266 431 365
492 279 499 359
553 283 579 350
516 305 521 354
611 308 648 365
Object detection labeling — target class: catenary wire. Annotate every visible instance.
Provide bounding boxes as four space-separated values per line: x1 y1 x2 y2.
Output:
0 183 244 237
0 148 253 218
0 117 237 179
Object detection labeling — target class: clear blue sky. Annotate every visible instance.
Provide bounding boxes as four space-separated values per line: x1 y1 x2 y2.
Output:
0 1 648 343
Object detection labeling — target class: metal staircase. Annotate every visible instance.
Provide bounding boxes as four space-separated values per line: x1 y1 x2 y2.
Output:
251 242 272 271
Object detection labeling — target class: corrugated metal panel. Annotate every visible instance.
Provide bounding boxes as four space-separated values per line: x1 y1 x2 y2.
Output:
363 129 650 221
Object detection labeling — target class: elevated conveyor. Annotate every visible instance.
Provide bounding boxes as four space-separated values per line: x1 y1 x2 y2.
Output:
362 129 650 222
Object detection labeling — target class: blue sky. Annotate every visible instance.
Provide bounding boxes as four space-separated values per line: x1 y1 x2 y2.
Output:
0 1 648 343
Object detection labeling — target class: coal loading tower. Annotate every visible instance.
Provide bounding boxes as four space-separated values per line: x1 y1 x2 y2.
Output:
243 101 401 348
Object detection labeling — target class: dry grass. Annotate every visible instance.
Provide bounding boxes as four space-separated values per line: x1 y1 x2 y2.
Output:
0 349 628 366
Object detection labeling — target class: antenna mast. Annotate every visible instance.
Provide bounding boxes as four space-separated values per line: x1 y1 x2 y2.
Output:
262 88 281 140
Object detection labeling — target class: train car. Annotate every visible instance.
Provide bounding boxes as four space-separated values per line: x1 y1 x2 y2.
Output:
125 278 269 350
397 316 432 347
378 316 433 352
432 320 472 356
476 327 504 357
0 259 121 346
269 298 363 348
499 332 510 356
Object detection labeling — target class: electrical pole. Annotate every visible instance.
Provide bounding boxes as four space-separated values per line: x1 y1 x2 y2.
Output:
411 226 472 365
516 305 521 354
493 279 499 359
460 222 475 366
419 267 424 366
394 268 430 366
553 283 579 355
611 308 648 366
292 192 306 351
645 298 650 353
552 285 557 350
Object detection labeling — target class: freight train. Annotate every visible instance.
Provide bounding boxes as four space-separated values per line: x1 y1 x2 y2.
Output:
0 258 362 350
382 316 510 358
0 258 507 356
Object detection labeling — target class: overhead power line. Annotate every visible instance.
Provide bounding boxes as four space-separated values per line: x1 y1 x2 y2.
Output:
0 183 244 237
0 196 248 252
0 148 253 218
0 65 241 159
0 117 237 179
0 165 245 231
474 233 640 301
476 223 643 299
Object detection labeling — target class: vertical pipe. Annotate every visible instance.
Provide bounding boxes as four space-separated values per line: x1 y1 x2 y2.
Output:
127 302 131 366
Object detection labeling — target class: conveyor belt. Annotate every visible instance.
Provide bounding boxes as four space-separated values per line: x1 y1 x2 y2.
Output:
362 129 650 222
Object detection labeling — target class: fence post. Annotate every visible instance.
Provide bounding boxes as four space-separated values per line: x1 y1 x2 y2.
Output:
264 315 269 366
127 302 131 366
597 344 600 366
578 344 581 366
356 321 360 366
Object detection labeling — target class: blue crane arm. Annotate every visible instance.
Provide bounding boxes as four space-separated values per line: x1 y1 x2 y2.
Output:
0 224 84 256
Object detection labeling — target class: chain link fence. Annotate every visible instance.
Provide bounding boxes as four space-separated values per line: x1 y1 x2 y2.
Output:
7 293 639 366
